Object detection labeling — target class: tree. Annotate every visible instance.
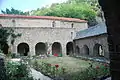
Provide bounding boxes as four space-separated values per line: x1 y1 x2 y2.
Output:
45 3 97 26
67 0 102 17
0 28 21 54
1 8 29 15
30 0 98 26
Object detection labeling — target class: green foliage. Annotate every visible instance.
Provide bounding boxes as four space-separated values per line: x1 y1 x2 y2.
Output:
0 57 6 80
32 59 110 80
10 53 20 58
30 0 99 26
32 60 66 78
5 60 34 80
45 3 97 26
1 8 29 15
0 28 10 44
67 0 100 12
63 63 110 80
0 28 21 53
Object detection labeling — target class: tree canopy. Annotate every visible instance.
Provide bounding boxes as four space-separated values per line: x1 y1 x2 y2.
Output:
1 8 29 15
1 0 101 26
30 0 100 26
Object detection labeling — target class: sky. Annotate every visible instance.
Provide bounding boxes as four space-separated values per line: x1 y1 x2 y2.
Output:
0 0 67 12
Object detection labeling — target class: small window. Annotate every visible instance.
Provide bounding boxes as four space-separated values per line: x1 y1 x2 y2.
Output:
71 32 73 39
52 21 56 27
12 20 15 23
0 24 2 27
12 20 16 27
71 23 74 28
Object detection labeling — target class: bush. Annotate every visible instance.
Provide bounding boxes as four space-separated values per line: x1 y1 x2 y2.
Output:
32 60 66 78
0 57 6 80
5 60 34 80
10 53 20 58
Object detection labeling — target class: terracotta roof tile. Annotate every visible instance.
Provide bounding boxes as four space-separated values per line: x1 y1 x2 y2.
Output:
0 14 87 23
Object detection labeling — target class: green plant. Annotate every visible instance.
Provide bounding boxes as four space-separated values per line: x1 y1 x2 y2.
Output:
32 57 110 80
0 57 6 80
32 59 40 71
5 60 34 80
10 53 20 58
63 63 110 80
32 60 66 78
0 51 5 57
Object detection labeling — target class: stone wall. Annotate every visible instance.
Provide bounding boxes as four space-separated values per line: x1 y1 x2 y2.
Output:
9 27 75 56
0 16 88 56
0 17 88 30
74 34 109 58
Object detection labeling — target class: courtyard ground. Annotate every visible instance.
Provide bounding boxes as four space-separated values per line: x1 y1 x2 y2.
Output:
31 56 110 80
32 56 99 73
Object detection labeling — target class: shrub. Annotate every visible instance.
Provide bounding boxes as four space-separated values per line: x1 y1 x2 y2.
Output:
32 60 66 78
0 57 6 80
10 53 20 58
5 60 34 80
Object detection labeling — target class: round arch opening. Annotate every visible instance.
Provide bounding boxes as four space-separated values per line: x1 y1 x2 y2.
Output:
35 42 46 56
52 42 62 56
0 43 9 54
17 43 29 56
93 43 104 57
66 42 73 55
83 45 89 55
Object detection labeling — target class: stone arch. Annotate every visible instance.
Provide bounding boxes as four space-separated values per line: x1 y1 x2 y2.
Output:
66 42 73 55
83 45 89 55
93 43 104 57
52 42 62 56
75 46 80 55
35 42 46 56
17 43 29 56
0 43 9 54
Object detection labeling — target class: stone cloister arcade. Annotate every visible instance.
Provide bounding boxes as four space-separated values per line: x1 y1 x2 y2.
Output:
74 43 104 57
0 14 108 58
16 41 73 56
15 42 63 56
3 39 108 58
74 34 109 58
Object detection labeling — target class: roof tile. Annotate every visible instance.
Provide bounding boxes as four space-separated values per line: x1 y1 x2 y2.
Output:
0 14 87 23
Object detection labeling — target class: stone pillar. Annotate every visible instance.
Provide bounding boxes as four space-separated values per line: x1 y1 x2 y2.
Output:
103 44 109 59
62 44 67 56
30 45 35 56
10 45 16 53
99 0 120 79
47 43 52 56
13 45 18 54
89 46 93 57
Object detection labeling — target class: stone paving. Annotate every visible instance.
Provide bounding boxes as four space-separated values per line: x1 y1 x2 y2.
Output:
104 77 111 80
30 68 52 80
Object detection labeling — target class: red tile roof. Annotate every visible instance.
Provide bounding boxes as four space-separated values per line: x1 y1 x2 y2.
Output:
0 14 87 23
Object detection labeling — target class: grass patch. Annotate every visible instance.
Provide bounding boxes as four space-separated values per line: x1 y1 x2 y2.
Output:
31 56 110 80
